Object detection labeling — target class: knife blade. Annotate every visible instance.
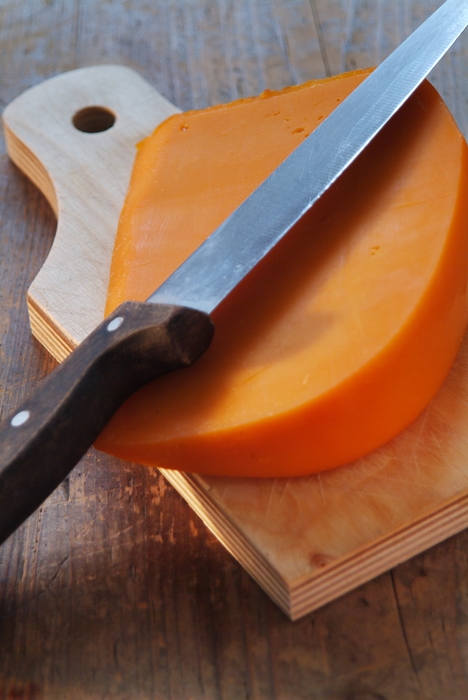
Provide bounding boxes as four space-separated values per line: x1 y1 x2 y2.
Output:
0 0 467 545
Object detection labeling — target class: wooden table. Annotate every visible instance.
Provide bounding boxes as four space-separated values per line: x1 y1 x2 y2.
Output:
2 1 468 697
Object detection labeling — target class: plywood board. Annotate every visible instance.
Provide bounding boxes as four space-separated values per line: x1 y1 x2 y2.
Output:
4 64 468 620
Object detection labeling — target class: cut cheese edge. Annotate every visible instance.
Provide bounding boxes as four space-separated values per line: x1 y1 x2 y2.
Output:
96 69 468 477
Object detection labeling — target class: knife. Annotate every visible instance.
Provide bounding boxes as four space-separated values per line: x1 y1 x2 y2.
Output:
0 0 467 546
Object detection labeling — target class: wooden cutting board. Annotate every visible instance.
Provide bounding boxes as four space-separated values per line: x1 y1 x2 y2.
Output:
4 64 468 621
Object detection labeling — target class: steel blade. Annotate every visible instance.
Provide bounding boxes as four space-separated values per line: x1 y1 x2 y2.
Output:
147 0 468 314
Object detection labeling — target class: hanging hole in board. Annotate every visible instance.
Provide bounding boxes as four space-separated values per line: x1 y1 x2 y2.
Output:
72 106 116 133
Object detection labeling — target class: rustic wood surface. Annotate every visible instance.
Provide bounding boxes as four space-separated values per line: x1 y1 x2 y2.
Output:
2 0 468 698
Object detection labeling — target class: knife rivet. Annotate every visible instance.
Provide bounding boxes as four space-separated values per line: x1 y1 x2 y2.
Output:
11 410 30 427
107 317 124 332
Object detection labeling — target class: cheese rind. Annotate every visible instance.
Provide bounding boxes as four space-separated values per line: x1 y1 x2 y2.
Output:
96 71 468 477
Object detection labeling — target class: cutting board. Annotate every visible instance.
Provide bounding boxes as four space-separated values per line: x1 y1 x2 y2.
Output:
4 64 468 621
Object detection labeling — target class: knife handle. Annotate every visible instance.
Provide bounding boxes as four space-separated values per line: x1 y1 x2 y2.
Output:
0 301 214 545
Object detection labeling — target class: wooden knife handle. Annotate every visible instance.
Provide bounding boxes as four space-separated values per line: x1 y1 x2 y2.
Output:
0 301 213 545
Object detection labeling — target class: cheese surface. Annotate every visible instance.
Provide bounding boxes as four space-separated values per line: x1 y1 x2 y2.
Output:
96 70 468 476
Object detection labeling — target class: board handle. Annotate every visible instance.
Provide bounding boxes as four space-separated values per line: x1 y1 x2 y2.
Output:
2 66 180 352
0 302 214 545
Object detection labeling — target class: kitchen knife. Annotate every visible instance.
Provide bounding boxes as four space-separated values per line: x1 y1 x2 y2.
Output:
0 0 467 546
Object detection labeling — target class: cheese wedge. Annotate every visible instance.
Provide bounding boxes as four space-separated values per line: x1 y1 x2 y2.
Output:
95 69 468 477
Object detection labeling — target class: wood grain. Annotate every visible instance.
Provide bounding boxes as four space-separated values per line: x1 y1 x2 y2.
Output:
2 0 468 698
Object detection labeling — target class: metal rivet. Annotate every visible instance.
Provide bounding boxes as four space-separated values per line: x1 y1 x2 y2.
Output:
107 316 124 332
11 410 30 427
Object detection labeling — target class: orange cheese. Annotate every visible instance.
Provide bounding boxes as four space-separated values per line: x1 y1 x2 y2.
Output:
95 69 468 477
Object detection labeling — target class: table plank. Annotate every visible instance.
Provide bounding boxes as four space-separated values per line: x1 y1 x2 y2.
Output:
2 0 468 698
